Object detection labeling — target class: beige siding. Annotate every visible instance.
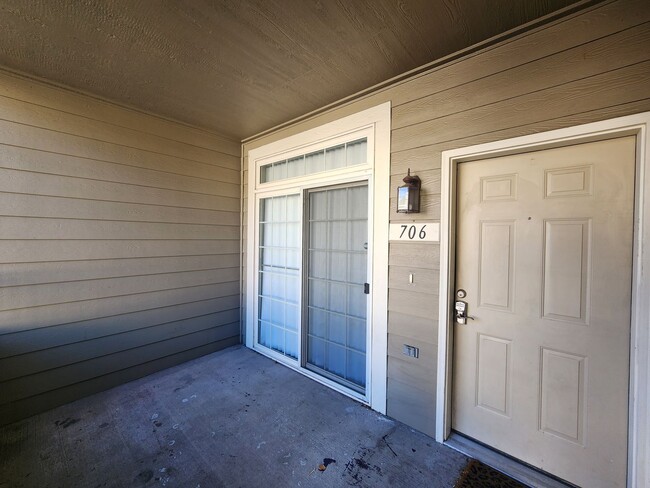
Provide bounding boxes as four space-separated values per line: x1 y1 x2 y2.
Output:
0 71 241 424
242 0 650 436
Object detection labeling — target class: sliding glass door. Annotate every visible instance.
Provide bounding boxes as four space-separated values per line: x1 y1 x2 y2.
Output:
255 183 369 393
248 103 390 410
305 184 368 391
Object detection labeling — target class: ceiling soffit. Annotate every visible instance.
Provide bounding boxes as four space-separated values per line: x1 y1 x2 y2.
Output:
0 0 581 139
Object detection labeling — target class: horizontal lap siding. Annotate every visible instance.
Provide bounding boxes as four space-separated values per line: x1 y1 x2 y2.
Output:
242 0 650 437
0 72 241 424
386 0 650 436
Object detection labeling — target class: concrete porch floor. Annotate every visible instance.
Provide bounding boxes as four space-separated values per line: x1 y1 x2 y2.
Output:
0 345 473 487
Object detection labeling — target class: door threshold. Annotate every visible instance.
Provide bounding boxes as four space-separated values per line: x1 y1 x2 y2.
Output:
444 432 574 488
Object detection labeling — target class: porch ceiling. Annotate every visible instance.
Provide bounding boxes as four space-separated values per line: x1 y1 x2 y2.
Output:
0 0 581 139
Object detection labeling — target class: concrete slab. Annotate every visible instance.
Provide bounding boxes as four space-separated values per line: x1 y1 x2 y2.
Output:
0 345 470 487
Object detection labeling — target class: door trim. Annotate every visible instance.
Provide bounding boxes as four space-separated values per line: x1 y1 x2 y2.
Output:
245 102 390 414
437 112 650 488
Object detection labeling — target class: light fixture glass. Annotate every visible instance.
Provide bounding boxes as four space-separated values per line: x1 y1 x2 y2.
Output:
396 169 421 213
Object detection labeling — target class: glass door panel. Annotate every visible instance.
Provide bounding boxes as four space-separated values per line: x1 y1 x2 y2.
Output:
305 184 368 391
258 194 300 358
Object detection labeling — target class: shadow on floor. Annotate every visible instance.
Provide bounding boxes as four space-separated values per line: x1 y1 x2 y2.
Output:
1 345 480 487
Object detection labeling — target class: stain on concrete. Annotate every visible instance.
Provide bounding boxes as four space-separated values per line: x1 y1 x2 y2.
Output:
99 422 110 429
173 374 196 392
180 374 195 385
135 469 153 483
54 418 80 429
344 447 383 486
317 457 336 472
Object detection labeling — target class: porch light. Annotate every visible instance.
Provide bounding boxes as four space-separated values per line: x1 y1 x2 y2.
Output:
396 168 421 213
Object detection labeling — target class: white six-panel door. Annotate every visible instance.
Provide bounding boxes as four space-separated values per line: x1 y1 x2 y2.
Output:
453 136 636 487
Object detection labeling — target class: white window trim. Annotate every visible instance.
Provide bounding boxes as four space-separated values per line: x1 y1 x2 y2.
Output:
246 102 390 414
437 112 650 488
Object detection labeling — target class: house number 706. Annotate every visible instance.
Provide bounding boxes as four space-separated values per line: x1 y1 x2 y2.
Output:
399 224 426 239
389 222 439 242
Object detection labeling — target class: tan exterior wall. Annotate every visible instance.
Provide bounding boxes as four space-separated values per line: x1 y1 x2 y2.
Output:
243 0 650 436
0 71 242 424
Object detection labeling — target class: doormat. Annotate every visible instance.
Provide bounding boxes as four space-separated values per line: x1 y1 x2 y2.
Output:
454 459 527 488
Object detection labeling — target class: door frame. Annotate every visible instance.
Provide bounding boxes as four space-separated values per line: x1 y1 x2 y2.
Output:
245 102 390 413
436 112 650 487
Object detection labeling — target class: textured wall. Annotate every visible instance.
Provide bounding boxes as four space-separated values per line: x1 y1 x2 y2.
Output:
0 71 242 424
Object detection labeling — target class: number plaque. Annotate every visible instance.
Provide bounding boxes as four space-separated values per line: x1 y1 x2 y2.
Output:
389 222 439 242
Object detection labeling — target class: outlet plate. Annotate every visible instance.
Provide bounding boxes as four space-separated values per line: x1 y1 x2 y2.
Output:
403 344 419 358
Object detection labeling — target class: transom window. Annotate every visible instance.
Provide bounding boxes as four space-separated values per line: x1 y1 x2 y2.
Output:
260 138 367 184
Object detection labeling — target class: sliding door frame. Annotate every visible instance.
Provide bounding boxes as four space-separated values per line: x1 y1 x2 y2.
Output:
245 103 390 413
302 181 370 395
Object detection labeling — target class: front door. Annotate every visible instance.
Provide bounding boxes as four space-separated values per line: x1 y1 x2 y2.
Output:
452 136 635 487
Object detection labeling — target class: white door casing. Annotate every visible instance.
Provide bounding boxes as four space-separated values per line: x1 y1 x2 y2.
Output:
453 137 634 487
246 103 390 413
438 113 650 488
